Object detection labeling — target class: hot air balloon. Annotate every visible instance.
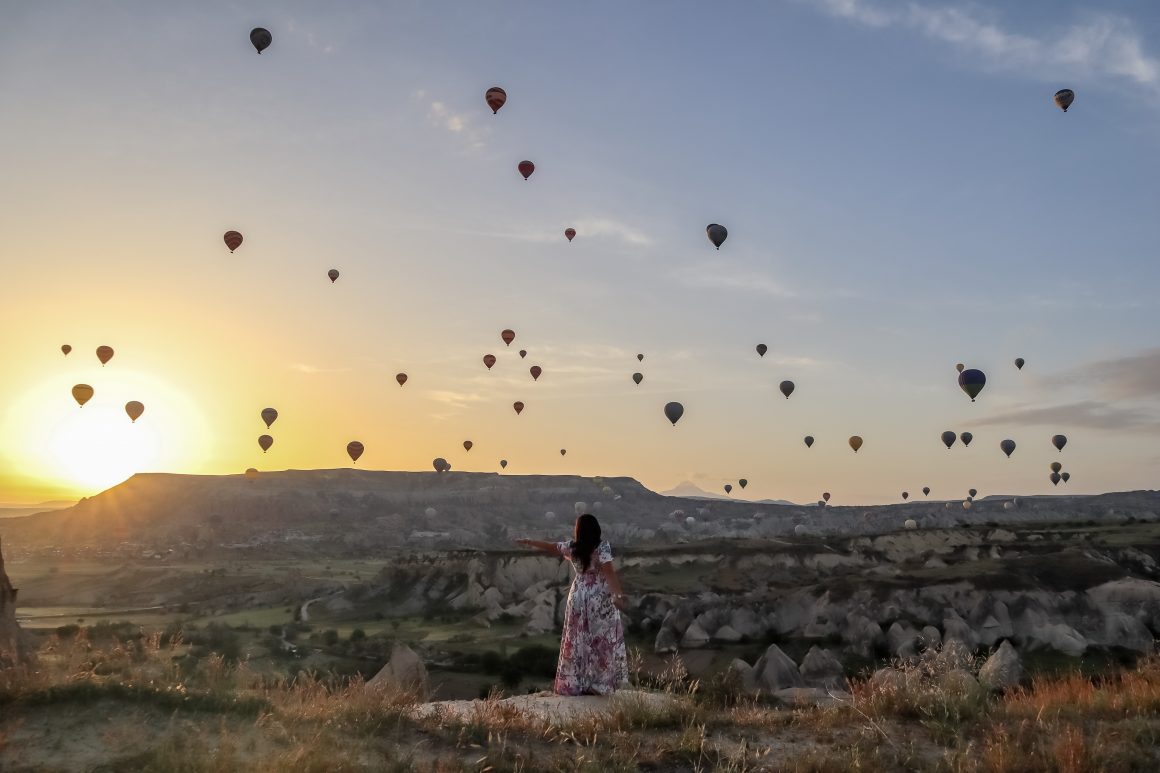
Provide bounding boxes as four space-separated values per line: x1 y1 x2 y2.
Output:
250 27 272 54
963 500 972 510
545 511 555 520
433 457 448 472
941 431 957 449
739 479 748 489
328 269 339 283
706 224 728 250
1061 472 1070 483
779 380 795 399
485 86 507 114
560 449 567 456
425 507 438 518
61 344 71 356
483 354 497 370
501 330 515 346
260 408 278 429
686 516 696 526
904 519 918 530
1052 434 1067 452
756 344 768 358
1050 461 1062 474
922 486 931 496
1000 439 1016 458
1015 358 1025 370
72 384 93 407
958 369 986 401
258 435 273 453
347 441 364 463
849 436 863 453
396 373 407 386
223 231 243 252
1054 88 1075 112
968 488 977 498
245 468 259 480
822 492 831 502
664 402 684 426
956 363 965 373
530 365 542 381
902 492 909 500
564 228 576 242
96 346 114 366
500 459 507 470
518 161 534 180
724 484 733 495
463 440 473 452
1050 472 1061 486
513 401 524 415
519 350 527 359
632 372 643 385
960 432 973 447
804 436 814 448
125 401 144 423
637 354 644 362
574 502 586 515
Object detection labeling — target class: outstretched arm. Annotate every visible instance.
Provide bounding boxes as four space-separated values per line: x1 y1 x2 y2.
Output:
514 538 561 556
600 561 627 610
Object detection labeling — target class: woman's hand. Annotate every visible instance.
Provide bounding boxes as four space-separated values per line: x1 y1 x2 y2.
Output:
612 593 628 611
514 538 533 548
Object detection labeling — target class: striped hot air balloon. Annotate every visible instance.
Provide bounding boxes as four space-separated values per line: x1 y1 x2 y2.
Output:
485 86 507 114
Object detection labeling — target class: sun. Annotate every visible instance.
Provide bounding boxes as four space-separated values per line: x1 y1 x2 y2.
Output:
48 403 162 490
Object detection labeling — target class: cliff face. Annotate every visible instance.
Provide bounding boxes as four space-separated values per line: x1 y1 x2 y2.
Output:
0 537 30 667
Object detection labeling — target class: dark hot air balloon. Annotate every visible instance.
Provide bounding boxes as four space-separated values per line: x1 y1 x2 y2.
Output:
518 161 534 180
779 380 795 399
250 27 272 54
968 488 977 498
1054 89 1075 112
530 365 542 381
823 492 831 502
261 408 278 428
501 330 515 346
500 459 507 469
463 440 473 452
960 431 973 447
519 350 527 359
902 492 909 500
849 436 863 453
125 401 144 423
756 344 767 357
956 363 965 373
1015 358 1025 370
738 479 747 489
485 86 507 114
433 457 448 472
632 372 643 385
396 373 407 386
1050 461 1062 474
560 449 567 456
724 484 732 494
1050 472 1061 486
564 228 576 242
941 431 957 449
483 354 497 370
96 346 114 366
328 269 339 283
706 224 728 250
637 354 644 362
61 345 71 356
223 231 243 252
1061 472 1070 483
347 442 364 463
958 369 986 401
804 436 814 448
1000 439 1016 458
245 468 258 480
513 401 524 415
664 401 684 426
258 435 273 453
72 384 93 407
1052 434 1067 452
922 486 931 496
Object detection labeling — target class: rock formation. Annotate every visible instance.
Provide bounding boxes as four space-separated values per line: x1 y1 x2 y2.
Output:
978 640 1024 691
367 643 429 699
0 538 30 668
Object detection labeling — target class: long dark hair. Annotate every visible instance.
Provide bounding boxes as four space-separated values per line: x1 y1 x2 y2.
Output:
571 513 601 571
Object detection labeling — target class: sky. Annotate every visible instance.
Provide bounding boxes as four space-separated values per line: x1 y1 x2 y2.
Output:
1 0 1158 506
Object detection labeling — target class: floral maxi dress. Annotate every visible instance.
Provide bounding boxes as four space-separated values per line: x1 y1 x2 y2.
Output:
553 540 629 695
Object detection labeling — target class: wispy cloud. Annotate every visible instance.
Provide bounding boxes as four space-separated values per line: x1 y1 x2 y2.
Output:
1047 348 1160 401
672 260 795 298
801 0 1160 92
426 99 488 150
971 400 1160 433
571 218 653 248
291 363 349 375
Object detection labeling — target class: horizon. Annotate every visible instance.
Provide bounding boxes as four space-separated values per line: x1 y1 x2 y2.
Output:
2 1 1159 506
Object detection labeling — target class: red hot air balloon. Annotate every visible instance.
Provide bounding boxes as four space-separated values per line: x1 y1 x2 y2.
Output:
258 435 273 453
483 354 497 370
530 365 542 381
347 441 364 463
223 231 243 252
513 401 524 415
96 346 114 366
485 86 507 114
396 373 408 386
328 269 339 283
501 329 516 346
564 228 576 242
463 440 473 452
61 344 71 356
822 492 831 502
518 161 534 180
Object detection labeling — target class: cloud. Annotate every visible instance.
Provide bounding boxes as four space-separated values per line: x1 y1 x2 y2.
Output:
1049 348 1160 401
971 400 1160 433
290 363 348 375
672 260 795 298
801 0 1160 91
427 101 487 150
571 218 653 247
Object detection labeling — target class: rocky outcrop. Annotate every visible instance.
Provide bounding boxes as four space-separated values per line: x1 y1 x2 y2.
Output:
748 644 805 693
799 646 846 690
978 641 1024 691
367 643 429 699
0 538 31 668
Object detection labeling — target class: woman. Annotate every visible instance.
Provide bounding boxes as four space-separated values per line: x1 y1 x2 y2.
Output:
515 513 629 695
